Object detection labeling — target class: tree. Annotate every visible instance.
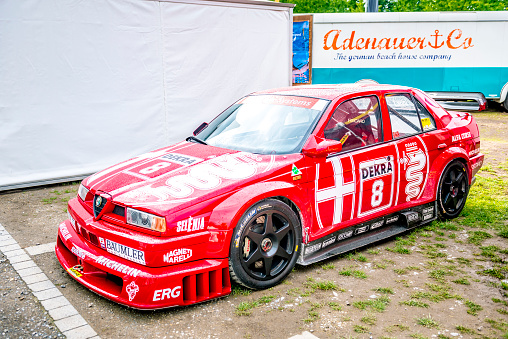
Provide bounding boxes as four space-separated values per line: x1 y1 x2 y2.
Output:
280 0 365 13
379 0 507 12
282 0 507 13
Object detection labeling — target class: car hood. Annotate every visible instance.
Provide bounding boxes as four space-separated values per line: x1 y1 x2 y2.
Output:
84 141 301 215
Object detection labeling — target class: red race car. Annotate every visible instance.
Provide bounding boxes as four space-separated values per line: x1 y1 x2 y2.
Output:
56 84 484 309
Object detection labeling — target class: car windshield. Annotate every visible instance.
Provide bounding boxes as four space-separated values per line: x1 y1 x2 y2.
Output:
198 95 329 154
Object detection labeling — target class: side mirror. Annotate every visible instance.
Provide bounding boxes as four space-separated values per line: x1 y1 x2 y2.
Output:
193 122 208 136
302 137 343 157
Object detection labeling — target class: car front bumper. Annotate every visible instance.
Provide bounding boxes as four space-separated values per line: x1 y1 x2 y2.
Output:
55 219 231 309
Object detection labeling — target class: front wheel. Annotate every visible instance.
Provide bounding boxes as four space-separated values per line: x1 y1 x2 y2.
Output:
229 199 302 290
437 160 469 219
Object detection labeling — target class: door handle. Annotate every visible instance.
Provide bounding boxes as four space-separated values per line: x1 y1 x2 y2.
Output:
438 143 447 149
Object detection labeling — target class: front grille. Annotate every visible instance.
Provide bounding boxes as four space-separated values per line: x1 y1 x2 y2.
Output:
93 195 107 218
112 205 125 217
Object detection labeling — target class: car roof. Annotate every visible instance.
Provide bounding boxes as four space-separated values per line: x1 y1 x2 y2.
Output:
254 83 412 100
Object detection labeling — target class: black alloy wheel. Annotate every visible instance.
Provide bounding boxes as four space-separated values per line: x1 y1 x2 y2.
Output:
229 199 301 290
437 160 469 219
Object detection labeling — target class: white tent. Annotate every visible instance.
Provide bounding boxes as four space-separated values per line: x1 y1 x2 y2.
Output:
0 0 293 190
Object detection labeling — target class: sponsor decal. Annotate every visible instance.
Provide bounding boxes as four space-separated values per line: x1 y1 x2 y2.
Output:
176 216 205 233
235 208 257 248
386 215 399 224
355 225 369 234
337 230 354 241
71 245 89 260
256 204 272 211
105 239 146 265
315 156 355 228
153 286 182 301
451 132 472 142
163 248 192 264
358 156 395 217
67 267 82 278
421 117 433 130
471 159 483 171
291 164 302 177
95 256 142 277
401 142 427 202
370 220 384 229
304 243 322 255
422 207 434 214
423 213 433 221
126 281 139 302
67 212 76 228
360 158 393 180
242 95 325 109
468 148 480 157
150 153 258 200
406 212 419 223
339 133 350 144
322 236 337 248
160 153 202 166
59 223 72 241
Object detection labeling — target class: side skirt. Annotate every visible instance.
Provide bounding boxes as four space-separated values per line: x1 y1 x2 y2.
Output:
297 201 437 266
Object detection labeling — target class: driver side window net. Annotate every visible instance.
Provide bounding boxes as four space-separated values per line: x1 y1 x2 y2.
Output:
324 96 382 152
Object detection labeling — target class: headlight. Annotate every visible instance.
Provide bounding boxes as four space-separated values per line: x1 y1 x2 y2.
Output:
78 184 89 201
126 208 166 232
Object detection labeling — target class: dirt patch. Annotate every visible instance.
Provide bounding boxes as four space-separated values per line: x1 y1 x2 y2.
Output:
0 110 507 339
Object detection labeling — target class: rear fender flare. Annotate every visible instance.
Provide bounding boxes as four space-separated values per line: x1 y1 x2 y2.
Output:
426 147 469 201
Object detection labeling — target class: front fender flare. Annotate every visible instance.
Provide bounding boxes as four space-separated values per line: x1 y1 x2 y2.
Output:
208 181 309 255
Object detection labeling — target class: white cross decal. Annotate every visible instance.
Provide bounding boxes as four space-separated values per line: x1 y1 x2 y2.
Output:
315 157 355 228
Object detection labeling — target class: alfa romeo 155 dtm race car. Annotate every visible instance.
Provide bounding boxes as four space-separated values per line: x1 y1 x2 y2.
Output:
56 83 484 309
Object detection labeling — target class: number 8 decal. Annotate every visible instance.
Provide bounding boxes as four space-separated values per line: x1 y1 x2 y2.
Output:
371 179 384 207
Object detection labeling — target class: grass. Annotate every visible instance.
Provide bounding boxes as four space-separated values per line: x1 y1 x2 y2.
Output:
353 324 369 333
373 287 394 294
455 326 476 335
235 295 275 315
468 230 493 245
452 278 470 285
338 267 367 279
303 303 322 323
400 300 429 308
465 300 483 316
231 284 252 296
352 295 390 312
384 324 409 333
328 302 342 311
460 176 508 232
305 277 343 291
416 315 439 328
321 263 335 270
361 314 377 325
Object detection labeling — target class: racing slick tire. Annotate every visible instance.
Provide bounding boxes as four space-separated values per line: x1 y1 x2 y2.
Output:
437 160 469 220
229 199 302 290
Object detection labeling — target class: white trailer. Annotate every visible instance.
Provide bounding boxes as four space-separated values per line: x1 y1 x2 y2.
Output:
306 11 508 110
0 0 294 190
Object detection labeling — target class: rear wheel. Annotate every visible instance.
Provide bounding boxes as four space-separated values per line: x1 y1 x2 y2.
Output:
229 199 301 290
437 160 469 219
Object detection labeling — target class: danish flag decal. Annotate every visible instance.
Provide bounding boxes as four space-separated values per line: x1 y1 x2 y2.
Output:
315 156 355 229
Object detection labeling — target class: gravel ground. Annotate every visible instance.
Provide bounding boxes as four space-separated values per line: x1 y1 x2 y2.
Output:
0 252 64 339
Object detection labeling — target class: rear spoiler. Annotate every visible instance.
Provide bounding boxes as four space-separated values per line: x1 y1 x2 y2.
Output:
425 91 487 111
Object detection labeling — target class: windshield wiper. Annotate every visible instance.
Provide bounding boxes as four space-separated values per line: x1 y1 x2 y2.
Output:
186 136 207 145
